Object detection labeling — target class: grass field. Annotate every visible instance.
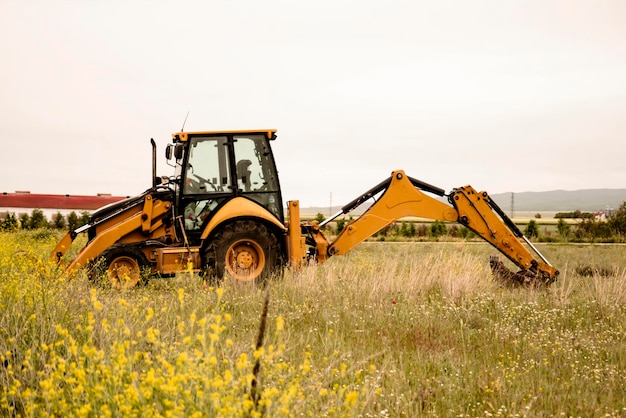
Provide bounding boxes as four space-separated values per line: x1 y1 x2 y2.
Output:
1 231 625 417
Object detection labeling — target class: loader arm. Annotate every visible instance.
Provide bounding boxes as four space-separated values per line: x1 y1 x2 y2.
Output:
316 170 558 285
51 193 174 271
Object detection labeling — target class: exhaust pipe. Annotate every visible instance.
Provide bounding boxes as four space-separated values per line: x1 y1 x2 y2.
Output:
151 138 157 187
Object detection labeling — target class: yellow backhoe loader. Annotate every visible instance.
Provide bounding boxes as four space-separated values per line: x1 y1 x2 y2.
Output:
51 129 559 288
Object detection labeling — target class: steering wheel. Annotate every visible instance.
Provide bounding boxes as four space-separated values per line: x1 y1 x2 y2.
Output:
192 173 218 191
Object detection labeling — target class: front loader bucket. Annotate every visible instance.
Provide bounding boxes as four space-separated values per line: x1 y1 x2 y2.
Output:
489 256 554 288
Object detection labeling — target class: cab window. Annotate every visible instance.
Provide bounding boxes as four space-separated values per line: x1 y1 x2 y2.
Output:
183 136 230 194
232 135 279 192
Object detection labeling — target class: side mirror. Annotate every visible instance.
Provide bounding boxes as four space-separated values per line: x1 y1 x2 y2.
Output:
174 144 184 160
165 144 173 160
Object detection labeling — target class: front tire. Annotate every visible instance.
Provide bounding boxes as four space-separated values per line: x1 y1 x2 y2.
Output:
204 220 281 284
92 245 150 289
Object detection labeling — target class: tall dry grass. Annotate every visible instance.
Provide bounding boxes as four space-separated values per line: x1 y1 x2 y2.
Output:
1 232 626 416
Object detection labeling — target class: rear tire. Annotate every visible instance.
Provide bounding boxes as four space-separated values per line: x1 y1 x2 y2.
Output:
204 220 282 284
91 245 150 289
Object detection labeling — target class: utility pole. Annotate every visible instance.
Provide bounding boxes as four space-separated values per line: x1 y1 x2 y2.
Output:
511 192 515 218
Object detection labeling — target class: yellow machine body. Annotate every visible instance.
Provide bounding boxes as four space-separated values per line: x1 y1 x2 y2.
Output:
52 130 558 287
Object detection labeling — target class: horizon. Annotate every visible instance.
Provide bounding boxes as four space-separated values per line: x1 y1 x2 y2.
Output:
2 188 624 217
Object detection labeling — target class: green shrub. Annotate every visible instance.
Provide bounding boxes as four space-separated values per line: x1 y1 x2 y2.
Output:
524 220 539 238
429 221 447 238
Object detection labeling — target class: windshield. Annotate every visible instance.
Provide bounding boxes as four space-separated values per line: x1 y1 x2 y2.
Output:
183 136 230 194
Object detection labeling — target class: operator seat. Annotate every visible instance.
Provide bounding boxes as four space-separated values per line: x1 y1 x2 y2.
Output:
237 159 252 192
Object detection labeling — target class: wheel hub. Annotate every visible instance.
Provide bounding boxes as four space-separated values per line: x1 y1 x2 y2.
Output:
226 240 265 281
108 256 141 289
235 250 254 269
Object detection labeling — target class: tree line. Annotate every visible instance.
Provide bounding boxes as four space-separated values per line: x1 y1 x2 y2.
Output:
0 210 91 232
3 202 626 243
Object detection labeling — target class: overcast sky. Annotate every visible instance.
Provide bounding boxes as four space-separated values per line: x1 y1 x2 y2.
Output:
2 1 625 208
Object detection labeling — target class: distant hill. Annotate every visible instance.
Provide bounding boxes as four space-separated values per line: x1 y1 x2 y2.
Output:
490 189 626 212
302 188 626 217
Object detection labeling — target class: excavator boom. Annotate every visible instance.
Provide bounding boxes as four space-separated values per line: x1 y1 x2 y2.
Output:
303 170 558 286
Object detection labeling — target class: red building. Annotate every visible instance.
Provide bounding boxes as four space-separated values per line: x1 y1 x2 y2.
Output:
0 191 128 221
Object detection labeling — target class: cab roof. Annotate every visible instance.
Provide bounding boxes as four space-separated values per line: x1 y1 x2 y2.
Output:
172 129 277 142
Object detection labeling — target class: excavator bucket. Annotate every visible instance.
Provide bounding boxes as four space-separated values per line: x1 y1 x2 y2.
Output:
489 256 554 288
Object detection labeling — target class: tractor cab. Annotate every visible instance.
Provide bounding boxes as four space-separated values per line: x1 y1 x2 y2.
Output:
168 130 283 237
